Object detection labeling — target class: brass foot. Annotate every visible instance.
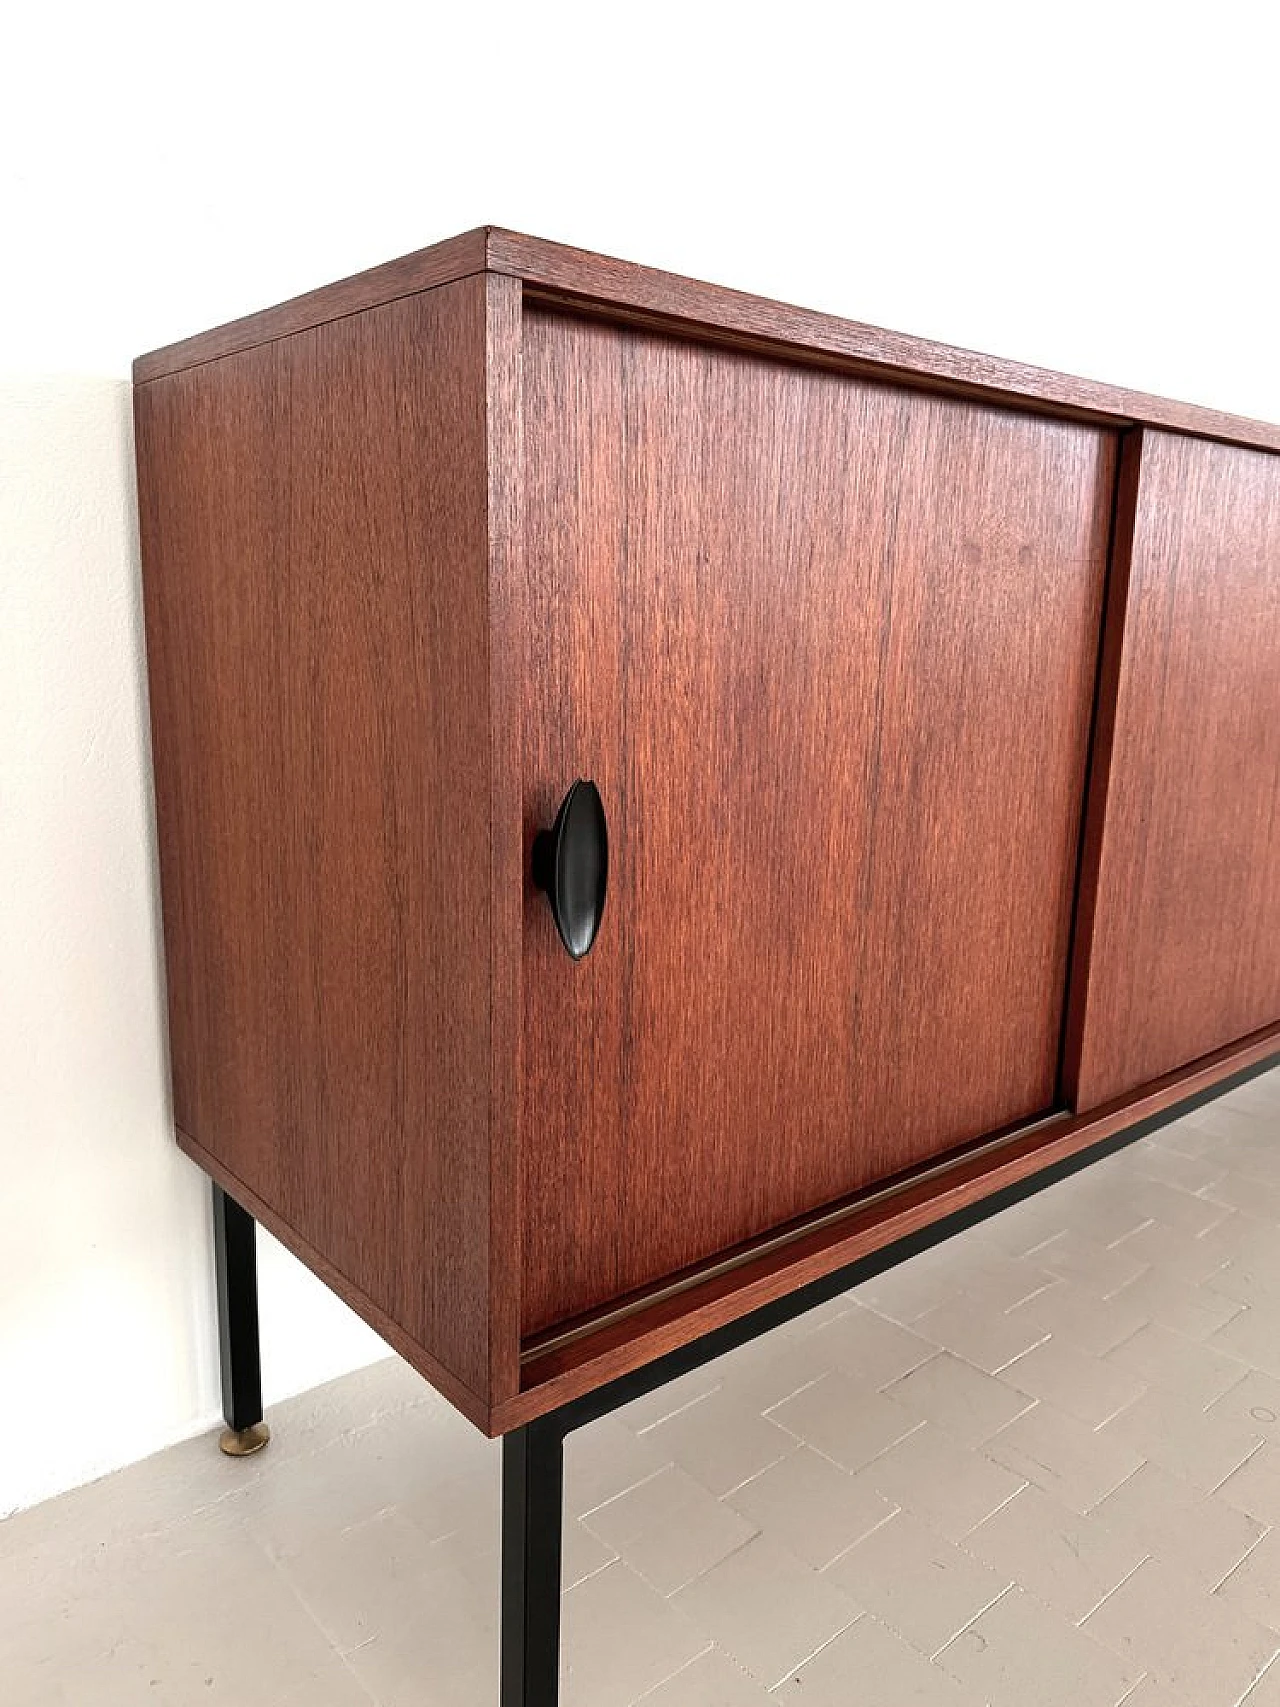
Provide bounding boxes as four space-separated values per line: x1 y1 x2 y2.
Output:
219 1422 271 1457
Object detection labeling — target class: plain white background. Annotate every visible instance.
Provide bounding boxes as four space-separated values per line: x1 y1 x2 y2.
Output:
2 0 1278 1518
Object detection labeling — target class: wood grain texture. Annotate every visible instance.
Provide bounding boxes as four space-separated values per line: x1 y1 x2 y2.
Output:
133 228 489 383
177 1126 492 1431
488 232 1280 454
483 271 526 1407
1066 430 1280 1108
136 275 503 1411
138 226 1280 455
135 241 1280 1439
519 307 1116 1335
503 1022 1280 1430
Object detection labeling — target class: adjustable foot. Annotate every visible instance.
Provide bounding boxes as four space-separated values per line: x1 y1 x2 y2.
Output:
212 1182 270 1454
218 1422 272 1457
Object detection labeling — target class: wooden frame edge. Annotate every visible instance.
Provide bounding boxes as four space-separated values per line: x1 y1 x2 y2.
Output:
135 226 1280 455
484 270 526 1410
487 230 1280 455
133 226 492 384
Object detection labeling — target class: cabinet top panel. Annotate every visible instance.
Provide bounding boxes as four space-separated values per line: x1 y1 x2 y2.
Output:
135 225 1280 454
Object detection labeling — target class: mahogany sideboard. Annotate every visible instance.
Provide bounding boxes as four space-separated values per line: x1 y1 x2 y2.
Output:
134 227 1280 1704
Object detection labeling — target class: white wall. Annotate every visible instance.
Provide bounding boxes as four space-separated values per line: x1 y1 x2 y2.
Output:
2 0 1278 1516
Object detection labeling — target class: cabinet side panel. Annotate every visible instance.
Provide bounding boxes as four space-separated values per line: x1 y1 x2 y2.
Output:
1069 431 1280 1108
136 279 494 1406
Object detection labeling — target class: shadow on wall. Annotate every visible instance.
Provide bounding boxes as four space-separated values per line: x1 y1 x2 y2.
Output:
0 378 385 1519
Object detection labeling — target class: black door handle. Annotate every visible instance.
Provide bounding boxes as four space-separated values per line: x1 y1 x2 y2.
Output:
532 780 608 960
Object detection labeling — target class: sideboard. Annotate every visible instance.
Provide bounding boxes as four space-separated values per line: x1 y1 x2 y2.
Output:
134 228 1280 1704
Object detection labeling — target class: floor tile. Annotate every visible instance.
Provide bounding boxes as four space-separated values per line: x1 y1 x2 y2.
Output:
1007 1279 1151 1358
672 1535 858 1688
725 1446 895 1570
967 1193 1076 1258
776 1614 986 1704
962 1482 1146 1623
984 1400 1145 1512
1216 1530 1280 1633
938 1584 1140 1707
1159 1112 1235 1157
1104 1321 1247 1406
1240 1655 1280 1704
1211 1306 1280 1381
1109 1216 1232 1286
823 1508 1010 1657
800 1302 938 1389
1181 1100 1275 1141
1203 1171 1280 1226
1001 1333 1147 1428
563 1517 618 1588
707 1332 835 1415
767 1371 920 1473
851 1420 1023 1541
912 1294 1051 1373
9 1511 377 1707
1121 1139 1227 1196
1122 1178 1230 1238
634 1645 771 1705
1101 1386 1263 1491
923 1247 1057 1315
1030 1229 1150 1297
1107 1265 1244 1341
270 1505 468 1651
562 1560 709 1707
1091 1461 1264 1590
250 1405 496 1560
883 1352 1034 1448
1199 1214 1280 1275
1037 1172 1151 1247
616 1364 725 1434
1216 1443 1280 1523
583 1465 757 1594
1205 1252 1280 1315
1210 1372 1280 1446
851 1250 961 1323
1115 1677 1198 1707
565 1417 674 1518
641 1389 792 1497
1083 1556 1280 1707
1221 1077 1280 1117
273 1507 499 1706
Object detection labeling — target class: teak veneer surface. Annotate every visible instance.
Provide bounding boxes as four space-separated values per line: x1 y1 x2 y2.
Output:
136 227 1280 457
133 227 1280 1433
137 277 501 1416
1067 431 1280 1108
520 306 1115 1334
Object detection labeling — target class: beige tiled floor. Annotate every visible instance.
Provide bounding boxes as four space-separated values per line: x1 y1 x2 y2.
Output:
6 1068 1280 1705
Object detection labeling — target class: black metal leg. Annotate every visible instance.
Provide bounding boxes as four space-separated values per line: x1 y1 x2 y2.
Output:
501 1417 566 1707
211 1182 271 1456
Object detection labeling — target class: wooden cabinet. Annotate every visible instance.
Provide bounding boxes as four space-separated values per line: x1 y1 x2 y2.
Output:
134 228 1280 1434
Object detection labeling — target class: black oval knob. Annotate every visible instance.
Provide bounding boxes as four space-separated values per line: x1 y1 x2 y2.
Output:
532 780 608 960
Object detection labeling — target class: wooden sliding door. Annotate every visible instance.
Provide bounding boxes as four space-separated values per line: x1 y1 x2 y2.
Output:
520 308 1117 1337
1067 430 1280 1110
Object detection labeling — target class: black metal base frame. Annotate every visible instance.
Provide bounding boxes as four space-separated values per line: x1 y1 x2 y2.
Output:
209 1051 1278 1706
